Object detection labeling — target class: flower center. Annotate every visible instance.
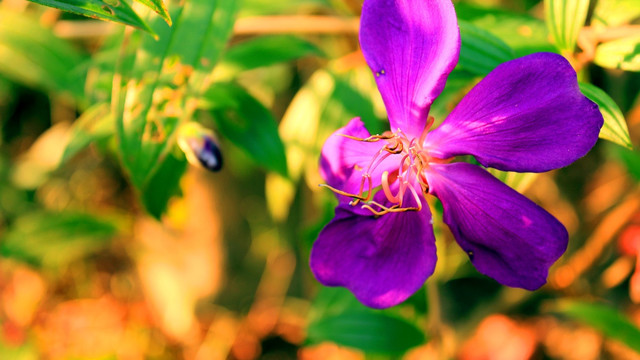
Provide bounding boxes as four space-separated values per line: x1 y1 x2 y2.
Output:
324 116 445 216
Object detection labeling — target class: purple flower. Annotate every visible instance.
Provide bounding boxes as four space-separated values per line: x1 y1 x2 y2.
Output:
310 0 603 309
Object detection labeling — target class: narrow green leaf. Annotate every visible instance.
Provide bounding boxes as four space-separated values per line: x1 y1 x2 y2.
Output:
579 83 632 149
201 83 288 176
544 0 590 53
60 103 114 165
551 300 640 353
1 212 118 268
26 0 154 35
458 20 515 75
594 36 640 72
307 311 425 354
134 0 172 25
221 35 324 74
114 0 238 216
0 10 86 99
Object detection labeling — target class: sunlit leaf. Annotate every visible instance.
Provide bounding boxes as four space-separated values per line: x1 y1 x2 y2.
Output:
26 0 154 35
594 36 640 72
580 83 632 149
307 311 425 354
592 0 640 28
458 20 514 75
200 82 288 176
60 103 114 165
552 300 640 353
114 0 238 217
544 0 590 53
221 35 324 74
134 0 172 25
0 10 86 99
1 212 118 268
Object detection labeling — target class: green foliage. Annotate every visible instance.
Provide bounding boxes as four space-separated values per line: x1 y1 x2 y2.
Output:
594 36 640 72
455 3 556 57
201 82 288 176
134 0 172 25
60 103 114 165
592 0 640 27
552 301 640 353
1 212 118 268
458 20 515 75
25 0 155 35
0 10 86 99
580 83 633 149
113 0 238 217
222 35 325 74
307 311 425 354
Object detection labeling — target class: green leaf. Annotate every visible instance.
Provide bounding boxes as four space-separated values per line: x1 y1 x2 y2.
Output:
221 35 324 74
579 83 632 149
114 0 238 217
201 83 288 176
594 36 640 72
0 9 87 99
458 20 515 75
307 311 425 354
551 300 640 353
1 212 118 268
134 0 172 25
456 3 556 57
26 0 154 35
141 151 188 219
544 0 590 53
60 103 114 165
592 0 640 28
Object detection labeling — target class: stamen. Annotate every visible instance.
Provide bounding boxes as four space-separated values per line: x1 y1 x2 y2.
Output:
319 183 371 201
381 171 399 203
339 133 394 142
361 201 420 216
323 118 442 216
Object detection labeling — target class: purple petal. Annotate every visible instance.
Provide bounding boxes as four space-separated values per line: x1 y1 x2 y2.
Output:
360 0 460 137
425 162 568 290
320 118 399 199
310 203 437 309
425 53 603 172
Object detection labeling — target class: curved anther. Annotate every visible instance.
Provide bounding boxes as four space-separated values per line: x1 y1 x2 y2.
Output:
361 201 419 216
339 133 395 142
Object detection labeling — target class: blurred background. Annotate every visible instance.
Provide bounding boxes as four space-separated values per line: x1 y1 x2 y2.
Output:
0 0 639 358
